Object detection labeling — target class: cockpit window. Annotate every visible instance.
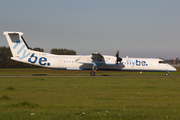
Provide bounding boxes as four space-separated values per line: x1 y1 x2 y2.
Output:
159 61 167 64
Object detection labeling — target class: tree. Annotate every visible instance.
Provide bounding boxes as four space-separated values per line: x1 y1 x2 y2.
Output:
30 47 44 52
50 48 76 55
0 46 44 68
0 46 12 68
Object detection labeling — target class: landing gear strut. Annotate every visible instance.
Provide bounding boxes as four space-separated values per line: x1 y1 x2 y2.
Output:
90 66 97 76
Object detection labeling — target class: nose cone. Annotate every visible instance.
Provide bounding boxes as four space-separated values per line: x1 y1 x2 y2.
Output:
169 65 177 72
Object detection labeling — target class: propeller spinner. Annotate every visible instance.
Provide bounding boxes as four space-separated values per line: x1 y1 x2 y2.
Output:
116 49 122 64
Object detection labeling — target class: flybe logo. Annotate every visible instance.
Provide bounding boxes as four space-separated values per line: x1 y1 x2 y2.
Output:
28 53 50 66
126 59 148 67
13 40 31 60
13 40 50 66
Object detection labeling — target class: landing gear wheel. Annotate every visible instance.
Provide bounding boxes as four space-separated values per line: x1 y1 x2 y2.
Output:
165 73 169 76
90 71 95 76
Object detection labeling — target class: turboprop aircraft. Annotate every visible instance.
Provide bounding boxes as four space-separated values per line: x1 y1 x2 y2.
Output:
4 31 176 76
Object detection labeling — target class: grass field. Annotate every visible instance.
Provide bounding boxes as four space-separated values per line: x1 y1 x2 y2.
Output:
0 68 180 120
0 67 180 76
0 75 180 119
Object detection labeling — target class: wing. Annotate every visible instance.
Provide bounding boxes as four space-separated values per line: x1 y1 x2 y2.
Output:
91 52 104 59
76 52 115 66
76 52 104 64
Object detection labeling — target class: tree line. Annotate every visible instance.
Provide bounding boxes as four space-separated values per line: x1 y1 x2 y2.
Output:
0 46 76 68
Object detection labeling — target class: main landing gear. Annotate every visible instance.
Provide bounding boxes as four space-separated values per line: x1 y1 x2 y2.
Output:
90 71 95 76
90 66 97 76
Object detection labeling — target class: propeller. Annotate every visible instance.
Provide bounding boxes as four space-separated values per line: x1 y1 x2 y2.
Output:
116 49 122 64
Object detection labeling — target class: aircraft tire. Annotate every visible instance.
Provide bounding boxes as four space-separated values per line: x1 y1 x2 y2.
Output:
165 73 169 76
90 71 95 76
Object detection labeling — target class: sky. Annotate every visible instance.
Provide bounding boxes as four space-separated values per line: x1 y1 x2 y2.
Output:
0 0 180 59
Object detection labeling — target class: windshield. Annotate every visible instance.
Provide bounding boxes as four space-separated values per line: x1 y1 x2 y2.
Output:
159 61 167 64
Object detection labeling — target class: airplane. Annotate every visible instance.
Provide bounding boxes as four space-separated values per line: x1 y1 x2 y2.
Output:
3 31 176 76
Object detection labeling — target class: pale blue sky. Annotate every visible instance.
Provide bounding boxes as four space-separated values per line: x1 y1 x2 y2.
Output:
0 0 180 59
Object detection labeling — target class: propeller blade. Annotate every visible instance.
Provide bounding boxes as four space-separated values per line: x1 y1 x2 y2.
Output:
116 49 119 57
115 49 122 64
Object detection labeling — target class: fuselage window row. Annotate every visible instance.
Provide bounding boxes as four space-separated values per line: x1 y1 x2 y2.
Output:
64 61 75 63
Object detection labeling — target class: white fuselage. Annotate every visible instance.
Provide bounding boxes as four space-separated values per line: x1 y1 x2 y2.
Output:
4 31 176 74
12 51 176 72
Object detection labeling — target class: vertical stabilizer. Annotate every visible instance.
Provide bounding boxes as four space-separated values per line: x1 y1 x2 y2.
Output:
3 31 31 60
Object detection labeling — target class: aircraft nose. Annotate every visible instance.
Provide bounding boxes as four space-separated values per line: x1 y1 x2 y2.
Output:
173 67 177 71
169 65 176 72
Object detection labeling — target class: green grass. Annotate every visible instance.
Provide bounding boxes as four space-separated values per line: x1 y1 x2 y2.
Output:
0 67 179 76
0 77 180 119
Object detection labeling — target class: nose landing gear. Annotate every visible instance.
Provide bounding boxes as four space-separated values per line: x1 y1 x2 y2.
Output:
165 72 169 76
